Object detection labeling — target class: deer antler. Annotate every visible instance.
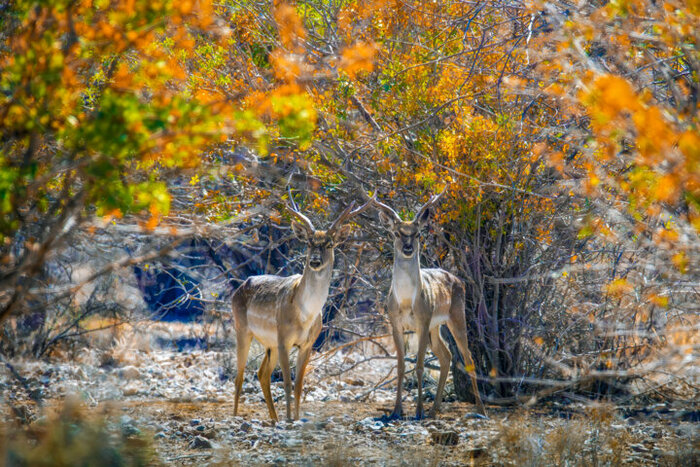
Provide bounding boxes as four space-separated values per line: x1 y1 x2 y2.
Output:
286 188 315 233
373 196 402 223
327 193 376 236
415 186 448 222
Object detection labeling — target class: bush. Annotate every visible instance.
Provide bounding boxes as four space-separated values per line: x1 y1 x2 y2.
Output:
1 398 157 467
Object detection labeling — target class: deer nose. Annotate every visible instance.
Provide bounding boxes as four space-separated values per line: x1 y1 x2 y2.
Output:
309 251 323 267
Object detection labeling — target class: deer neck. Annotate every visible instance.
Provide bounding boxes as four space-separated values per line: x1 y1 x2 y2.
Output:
391 249 422 307
297 257 333 317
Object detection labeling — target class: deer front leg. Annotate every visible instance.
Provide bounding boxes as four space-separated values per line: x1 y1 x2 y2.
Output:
278 340 293 422
294 318 320 420
388 300 404 419
294 344 312 420
414 323 430 420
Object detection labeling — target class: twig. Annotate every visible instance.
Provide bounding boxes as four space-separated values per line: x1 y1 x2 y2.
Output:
354 356 439 401
313 333 392 361
0 354 42 407
165 453 213 461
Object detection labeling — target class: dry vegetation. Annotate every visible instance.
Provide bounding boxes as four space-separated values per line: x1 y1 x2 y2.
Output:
2 321 698 465
1 0 699 464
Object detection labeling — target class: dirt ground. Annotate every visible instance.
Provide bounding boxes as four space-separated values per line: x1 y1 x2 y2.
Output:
1 321 698 465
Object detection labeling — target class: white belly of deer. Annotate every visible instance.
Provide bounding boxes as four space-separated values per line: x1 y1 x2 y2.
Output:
430 313 449 329
248 306 278 348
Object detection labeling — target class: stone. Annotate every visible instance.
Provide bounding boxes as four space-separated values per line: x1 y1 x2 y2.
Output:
630 443 650 453
118 366 141 380
121 424 141 437
465 446 487 459
122 383 140 396
188 435 213 449
281 437 302 448
431 431 459 446
240 421 252 432
463 412 489 420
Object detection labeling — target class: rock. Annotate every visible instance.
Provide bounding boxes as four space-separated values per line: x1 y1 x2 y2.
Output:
196 425 205 432
240 421 252 432
189 435 213 449
431 431 459 446
118 366 141 380
154 432 166 439
358 417 385 431
315 420 329 430
463 412 489 420
122 383 140 396
465 447 487 459
190 419 201 426
281 437 302 448
121 424 141 437
344 378 365 387
630 443 649 453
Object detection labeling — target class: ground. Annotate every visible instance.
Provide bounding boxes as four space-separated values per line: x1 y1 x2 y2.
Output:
1 321 698 465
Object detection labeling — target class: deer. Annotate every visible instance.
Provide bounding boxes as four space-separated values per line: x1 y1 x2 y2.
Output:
232 196 373 422
375 190 487 419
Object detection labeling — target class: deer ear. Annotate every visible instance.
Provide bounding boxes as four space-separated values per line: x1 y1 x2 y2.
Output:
291 222 310 241
333 224 353 244
416 207 432 226
378 210 396 229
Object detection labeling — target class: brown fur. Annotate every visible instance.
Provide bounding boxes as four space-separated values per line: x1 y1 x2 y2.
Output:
232 200 372 421
378 199 486 418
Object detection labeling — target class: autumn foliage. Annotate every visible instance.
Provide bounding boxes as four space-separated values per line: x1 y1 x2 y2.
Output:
1 0 698 402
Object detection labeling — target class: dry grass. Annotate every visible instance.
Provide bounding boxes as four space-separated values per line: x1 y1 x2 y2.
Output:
1 397 156 467
486 402 698 467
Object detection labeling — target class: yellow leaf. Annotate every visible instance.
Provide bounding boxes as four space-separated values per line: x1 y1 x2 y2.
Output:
672 252 688 274
605 278 632 297
340 42 377 79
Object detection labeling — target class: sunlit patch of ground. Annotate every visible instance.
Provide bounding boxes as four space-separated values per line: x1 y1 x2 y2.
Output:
2 321 697 465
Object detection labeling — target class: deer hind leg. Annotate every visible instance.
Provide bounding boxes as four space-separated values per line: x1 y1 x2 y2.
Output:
258 347 279 421
447 283 487 416
414 324 430 419
233 330 253 417
428 326 452 418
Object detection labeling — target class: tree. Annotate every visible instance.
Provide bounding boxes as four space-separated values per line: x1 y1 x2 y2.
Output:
0 0 315 327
